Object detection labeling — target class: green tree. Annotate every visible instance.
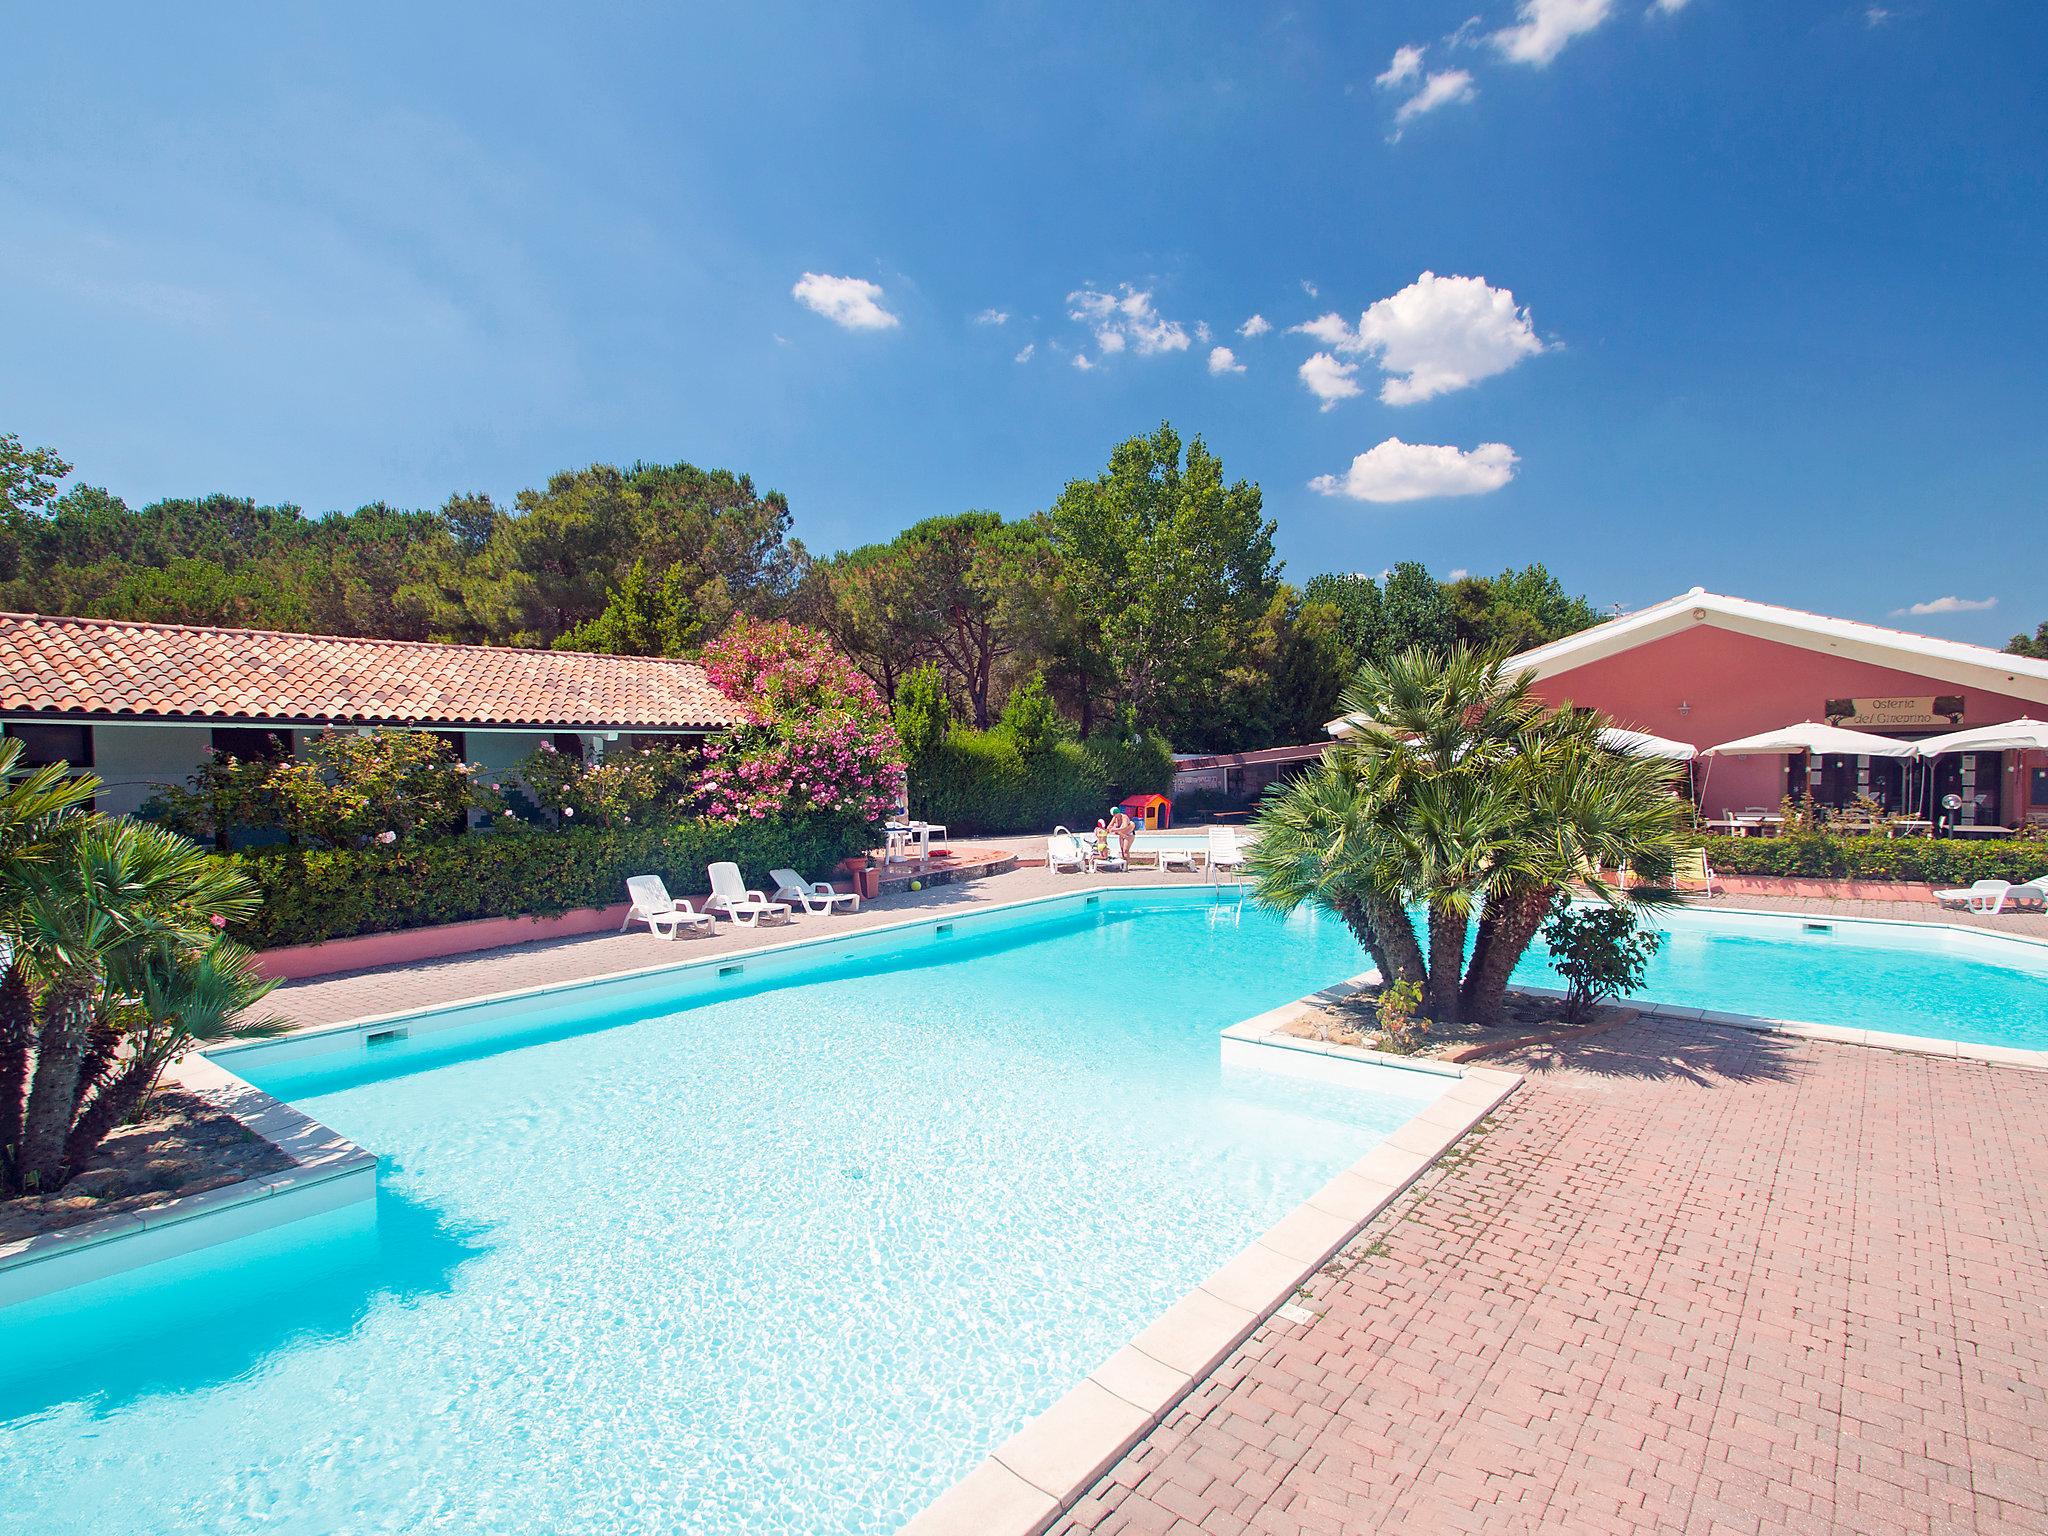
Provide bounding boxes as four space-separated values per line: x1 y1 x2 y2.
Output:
555 558 703 656
1049 424 1279 730
2007 621 2048 660
1302 572 1384 670
1378 561 1457 655
0 432 72 520
1449 563 1602 652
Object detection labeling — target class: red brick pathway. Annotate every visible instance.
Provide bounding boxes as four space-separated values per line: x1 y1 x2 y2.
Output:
1058 1020 2048 1535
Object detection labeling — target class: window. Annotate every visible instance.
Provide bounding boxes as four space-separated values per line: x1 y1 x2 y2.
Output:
551 732 587 763
210 726 292 762
5 722 93 770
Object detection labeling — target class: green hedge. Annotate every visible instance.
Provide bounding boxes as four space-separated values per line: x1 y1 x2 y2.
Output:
227 815 873 949
1704 833 2046 885
909 728 1174 836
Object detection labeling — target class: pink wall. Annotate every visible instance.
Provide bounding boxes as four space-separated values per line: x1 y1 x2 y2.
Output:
1531 626 2043 820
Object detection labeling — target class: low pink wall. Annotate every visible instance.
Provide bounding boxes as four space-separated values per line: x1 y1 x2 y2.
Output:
256 903 635 981
1714 875 1941 903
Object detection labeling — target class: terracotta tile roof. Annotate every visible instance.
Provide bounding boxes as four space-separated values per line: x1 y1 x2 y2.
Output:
0 612 742 731
1172 742 1331 771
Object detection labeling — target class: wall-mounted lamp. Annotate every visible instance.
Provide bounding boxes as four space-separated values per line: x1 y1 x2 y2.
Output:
1676 701 1692 716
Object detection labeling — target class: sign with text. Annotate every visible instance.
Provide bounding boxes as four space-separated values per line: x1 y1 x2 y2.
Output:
1824 695 1964 728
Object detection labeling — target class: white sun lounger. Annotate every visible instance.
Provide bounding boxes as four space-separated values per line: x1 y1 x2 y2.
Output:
1935 876 2048 915
704 862 792 927
1091 835 1127 873
1046 830 1088 873
770 868 859 914
621 875 714 939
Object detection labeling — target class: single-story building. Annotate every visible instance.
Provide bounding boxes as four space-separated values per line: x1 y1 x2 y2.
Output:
1500 588 2048 829
1170 742 1330 803
0 611 742 817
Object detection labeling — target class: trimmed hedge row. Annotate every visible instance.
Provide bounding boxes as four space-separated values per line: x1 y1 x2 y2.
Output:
1704 833 2046 885
225 816 873 950
911 729 1175 836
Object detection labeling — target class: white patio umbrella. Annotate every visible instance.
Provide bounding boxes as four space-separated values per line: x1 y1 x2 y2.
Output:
1700 721 1917 818
1910 717 2048 757
1598 726 1697 761
1700 721 1918 759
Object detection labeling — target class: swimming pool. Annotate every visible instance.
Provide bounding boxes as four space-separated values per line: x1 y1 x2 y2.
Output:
1515 906 2048 1050
0 889 1443 1536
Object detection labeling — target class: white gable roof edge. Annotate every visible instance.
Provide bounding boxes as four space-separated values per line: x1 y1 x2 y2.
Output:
1506 588 2048 705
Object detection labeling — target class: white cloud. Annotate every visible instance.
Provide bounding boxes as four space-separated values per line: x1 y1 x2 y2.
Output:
1065 284 1191 357
1309 438 1521 503
1072 352 1095 371
1289 273 1543 404
791 272 900 330
974 307 1009 325
1290 311 1363 349
1014 343 1035 363
1446 567 1473 581
1299 352 1363 411
1362 271 1546 404
1301 278 1320 298
1239 313 1271 338
1865 5 1892 24
1208 346 1245 375
1894 595 1997 616
1490 0 1616 66
1195 320 1213 343
1650 0 1690 12
1396 69 1478 124
1376 44 1426 88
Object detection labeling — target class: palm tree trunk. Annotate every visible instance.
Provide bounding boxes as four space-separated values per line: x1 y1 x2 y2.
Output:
1330 890 1426 988
1460 884 1558 1024
1425 901 1468 1023
64 1056 158 1176
16 969 97 1191
0 959 32 1190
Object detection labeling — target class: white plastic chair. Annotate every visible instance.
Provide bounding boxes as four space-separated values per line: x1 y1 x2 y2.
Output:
704 862 792 926
770 868 859 914
1206 826 1246 880
620 875 714 940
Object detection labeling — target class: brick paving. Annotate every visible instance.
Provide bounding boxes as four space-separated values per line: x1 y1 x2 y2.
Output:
1056 1017 2048 1535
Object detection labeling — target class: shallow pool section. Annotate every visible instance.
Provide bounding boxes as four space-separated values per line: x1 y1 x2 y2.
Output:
0 889 1442 1536
1514 906 2048 1049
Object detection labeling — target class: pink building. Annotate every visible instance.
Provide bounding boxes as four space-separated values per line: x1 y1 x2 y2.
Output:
1508 590 2048 830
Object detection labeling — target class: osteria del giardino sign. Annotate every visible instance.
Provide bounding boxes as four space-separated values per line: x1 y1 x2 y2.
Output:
1824 695 1965 729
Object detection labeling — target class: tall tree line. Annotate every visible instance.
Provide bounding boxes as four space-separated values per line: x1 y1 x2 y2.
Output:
0 427 1602 751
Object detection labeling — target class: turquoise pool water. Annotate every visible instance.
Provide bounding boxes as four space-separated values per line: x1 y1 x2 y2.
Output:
1515 907 2048 1049
0 890 1442 1536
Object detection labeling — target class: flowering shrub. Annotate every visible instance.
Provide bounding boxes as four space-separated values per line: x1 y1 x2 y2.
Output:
697 618 905 823
145 730 499 849
514 741 698 829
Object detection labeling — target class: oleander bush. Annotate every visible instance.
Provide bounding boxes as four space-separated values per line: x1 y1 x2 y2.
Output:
225 815 872 949
1701 833 2046 885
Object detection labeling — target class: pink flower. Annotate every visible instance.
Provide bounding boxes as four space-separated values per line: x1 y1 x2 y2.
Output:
561 806 575 818
376 830 397 844
209 913 227 929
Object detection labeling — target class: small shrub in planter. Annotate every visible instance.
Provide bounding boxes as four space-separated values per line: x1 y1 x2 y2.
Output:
1373 977 1428 1053
1541 901 1664 1023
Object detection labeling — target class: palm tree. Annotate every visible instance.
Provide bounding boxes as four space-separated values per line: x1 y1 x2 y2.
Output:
1249 646 1694 1028
0 738 103 1185
7 815 266 1193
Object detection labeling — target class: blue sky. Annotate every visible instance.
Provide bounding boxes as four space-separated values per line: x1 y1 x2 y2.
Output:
2 2 2043 642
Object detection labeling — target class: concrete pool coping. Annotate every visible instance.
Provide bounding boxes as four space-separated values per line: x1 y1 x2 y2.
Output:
899 972 1522 1536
